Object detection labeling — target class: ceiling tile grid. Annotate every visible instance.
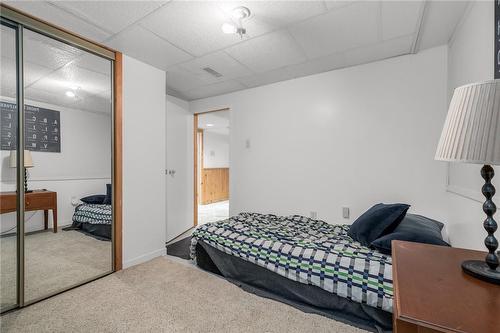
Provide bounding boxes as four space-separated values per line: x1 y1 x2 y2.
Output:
51 0 168 34
3 1 470 102
106 25 193 71
4 1 112 42
225 30 308 73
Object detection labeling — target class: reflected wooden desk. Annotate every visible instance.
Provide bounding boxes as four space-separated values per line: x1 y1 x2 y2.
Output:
0 190 57 233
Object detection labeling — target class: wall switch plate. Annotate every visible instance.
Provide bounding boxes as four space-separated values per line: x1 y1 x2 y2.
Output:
310 211 317 219
245 139 251 149
342 207 350 219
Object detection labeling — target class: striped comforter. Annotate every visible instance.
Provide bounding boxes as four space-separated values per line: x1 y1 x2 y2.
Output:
190 212 393 312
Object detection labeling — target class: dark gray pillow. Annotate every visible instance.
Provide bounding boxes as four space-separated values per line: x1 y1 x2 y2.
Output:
347 203 410 246
81 195 105 204
371 214 450 254
103 183 112 205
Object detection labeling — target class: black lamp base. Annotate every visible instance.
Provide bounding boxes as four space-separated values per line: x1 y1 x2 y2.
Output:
462 260 500 284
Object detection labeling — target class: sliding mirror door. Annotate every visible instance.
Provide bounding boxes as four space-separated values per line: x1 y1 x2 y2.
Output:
22 28 113 302
0 21 20 312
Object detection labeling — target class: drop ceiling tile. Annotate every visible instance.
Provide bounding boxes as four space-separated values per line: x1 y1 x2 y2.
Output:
29 64 111 99
72 93 111 114
178 51 253 81
140 1 255 56
25 86 76 110
283 52 347 79
74 54 112 76
235 66 295 88
419 1 469 50
106 25 192 70
4 1 111 42
1 57 16 98
288 1 380 59
184 80 246 100
1 25 16 59
381 1 423 40
217 1 327 28
166 68 218 93
225 30 307 73
324 1 358 11
52 1 167 34
342 34 413 68
23 29 83 70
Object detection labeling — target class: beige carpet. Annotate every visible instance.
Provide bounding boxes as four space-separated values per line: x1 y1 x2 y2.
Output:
1 229 112 309
1 257 368 333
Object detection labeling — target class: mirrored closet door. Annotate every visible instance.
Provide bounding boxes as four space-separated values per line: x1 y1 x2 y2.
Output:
0 21 20 313
22 28 113 303
0 8 117 312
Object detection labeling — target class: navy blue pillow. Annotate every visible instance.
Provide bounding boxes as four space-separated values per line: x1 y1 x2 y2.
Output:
347 203 410 246
371 214 450 254
103 183 112 205
81 195 105 204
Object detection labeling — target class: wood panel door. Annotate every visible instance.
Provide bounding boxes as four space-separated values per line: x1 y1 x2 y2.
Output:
201 168 229 204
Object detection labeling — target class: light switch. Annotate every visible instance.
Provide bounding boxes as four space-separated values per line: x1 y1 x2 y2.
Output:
342 207 350 219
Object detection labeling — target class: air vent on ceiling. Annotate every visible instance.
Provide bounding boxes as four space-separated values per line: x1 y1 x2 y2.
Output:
203 67 223 78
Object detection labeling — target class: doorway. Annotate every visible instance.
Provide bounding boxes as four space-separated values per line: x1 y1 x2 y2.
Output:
194 109 230 226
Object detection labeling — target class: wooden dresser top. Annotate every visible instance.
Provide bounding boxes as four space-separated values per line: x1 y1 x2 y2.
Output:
392 240 500 333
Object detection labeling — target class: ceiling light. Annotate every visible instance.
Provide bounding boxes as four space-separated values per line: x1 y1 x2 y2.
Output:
221 6 251 38
221 22 238 34
206 124 214 127
231 6 251 20
65 91 76 98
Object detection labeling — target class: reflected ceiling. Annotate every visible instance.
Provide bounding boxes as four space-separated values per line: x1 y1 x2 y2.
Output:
0 25 112 114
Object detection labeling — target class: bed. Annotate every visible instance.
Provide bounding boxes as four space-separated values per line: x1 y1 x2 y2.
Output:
66 203 112 240
190 212 393 333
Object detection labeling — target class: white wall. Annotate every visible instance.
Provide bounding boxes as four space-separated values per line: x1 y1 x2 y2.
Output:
122 55 166 267
445 1 497 250
166 94 193 242
191 46 449 227
203 131 229 168
0 99 111 233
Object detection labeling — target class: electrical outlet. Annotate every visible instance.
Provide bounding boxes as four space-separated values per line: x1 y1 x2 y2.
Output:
310 211 318 219
245 139 251 149
342 207 350 219
71 196 79 207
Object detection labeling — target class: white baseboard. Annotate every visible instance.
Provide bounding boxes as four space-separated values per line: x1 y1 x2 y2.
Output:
123 248 166 269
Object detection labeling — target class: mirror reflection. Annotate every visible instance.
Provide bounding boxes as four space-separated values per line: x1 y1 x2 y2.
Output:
0 26 113 305
0 23 19 312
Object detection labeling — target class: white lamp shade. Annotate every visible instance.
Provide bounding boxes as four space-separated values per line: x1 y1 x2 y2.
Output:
435 80 500 165
9 150 34 168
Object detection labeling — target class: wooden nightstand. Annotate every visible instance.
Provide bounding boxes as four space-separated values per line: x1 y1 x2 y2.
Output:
0 190 58 233
392 240 500 333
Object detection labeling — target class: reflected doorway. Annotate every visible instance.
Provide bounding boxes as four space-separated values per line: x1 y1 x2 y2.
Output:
194 110 230 226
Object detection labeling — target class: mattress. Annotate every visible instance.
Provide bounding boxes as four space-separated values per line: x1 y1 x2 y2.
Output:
190 213 394 313
72 204 112 225
66 203 112 240
195 240 392 333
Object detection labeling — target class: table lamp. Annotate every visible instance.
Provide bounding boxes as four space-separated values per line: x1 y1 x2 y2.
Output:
435 79 500 284
10 149 34 193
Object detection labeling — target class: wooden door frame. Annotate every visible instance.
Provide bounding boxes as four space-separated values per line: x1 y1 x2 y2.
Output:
113 53 123 271
1 3 123 272
193 108 229 227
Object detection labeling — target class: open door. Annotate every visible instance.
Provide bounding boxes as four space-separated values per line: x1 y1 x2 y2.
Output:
194 110 230 227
